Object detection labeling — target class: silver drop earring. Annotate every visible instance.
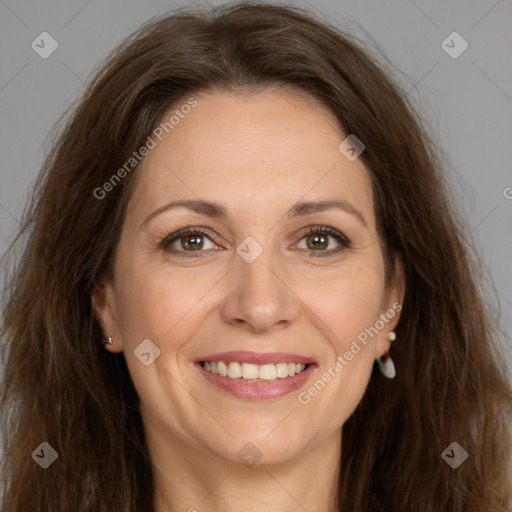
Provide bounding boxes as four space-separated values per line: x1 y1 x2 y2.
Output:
377 331 396 379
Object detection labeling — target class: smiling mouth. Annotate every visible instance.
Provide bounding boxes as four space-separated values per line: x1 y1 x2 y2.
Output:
201 360 309 381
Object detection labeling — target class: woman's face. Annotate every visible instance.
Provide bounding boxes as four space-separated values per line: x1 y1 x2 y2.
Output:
94 89 403 466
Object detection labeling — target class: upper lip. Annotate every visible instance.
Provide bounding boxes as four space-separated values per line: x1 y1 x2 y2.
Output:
195 351 315 365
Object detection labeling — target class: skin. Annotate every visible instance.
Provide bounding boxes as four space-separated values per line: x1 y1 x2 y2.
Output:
93 88 405 512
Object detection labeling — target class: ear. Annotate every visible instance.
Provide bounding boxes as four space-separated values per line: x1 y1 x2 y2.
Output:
376 254 405 357
91 276 123 353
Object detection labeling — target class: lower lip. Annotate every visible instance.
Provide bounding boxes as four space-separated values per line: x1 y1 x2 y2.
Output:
196 363 317 400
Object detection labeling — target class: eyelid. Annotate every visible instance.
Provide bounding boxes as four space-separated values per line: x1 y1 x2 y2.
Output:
159 226 216 256
296 224 351 246
159 224 351 257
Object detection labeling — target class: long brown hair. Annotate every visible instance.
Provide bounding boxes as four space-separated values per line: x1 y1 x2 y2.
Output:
1 2 511 510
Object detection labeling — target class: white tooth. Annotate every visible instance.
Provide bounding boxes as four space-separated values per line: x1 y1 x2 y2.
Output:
242 363 259 379
276 363 289 378
228 361 242 379
259 364 277 380
207 361 305 379
218 361 228 377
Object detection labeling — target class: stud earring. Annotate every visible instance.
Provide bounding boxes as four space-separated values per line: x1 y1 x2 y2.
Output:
386 331 396 342
103 337 113 346
377 331 396 379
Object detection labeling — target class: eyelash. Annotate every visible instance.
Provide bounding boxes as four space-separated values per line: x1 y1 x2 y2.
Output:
159 225 351 259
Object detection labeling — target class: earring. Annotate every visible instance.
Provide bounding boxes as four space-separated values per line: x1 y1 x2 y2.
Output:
377 331 396 379
103 336 113 346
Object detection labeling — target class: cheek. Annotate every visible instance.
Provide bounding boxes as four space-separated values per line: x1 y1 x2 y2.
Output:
116 243 386 352
303 261 385 348
115 260 218 347
294 261 384 418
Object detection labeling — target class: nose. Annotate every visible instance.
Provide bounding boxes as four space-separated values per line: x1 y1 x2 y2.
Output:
220 242 302 334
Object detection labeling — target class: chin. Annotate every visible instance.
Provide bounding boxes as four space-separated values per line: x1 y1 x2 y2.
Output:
202 423 314 467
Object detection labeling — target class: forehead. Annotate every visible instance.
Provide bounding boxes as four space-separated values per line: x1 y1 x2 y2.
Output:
128 89 375 228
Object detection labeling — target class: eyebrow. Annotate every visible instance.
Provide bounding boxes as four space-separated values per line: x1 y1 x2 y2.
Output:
141 198 367 229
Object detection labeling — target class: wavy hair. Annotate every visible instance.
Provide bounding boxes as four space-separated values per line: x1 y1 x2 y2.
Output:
1 2 511 510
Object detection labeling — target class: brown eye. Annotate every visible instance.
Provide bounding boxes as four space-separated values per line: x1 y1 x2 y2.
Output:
176 233 205 251
161 227 217 256
296 226 351 257
160 225 350 259
305 233 329 251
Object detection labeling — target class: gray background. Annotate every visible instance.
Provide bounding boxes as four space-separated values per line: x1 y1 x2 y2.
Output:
1 0 511 376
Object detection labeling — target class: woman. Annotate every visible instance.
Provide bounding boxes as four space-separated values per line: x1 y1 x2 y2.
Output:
1 2 511 511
